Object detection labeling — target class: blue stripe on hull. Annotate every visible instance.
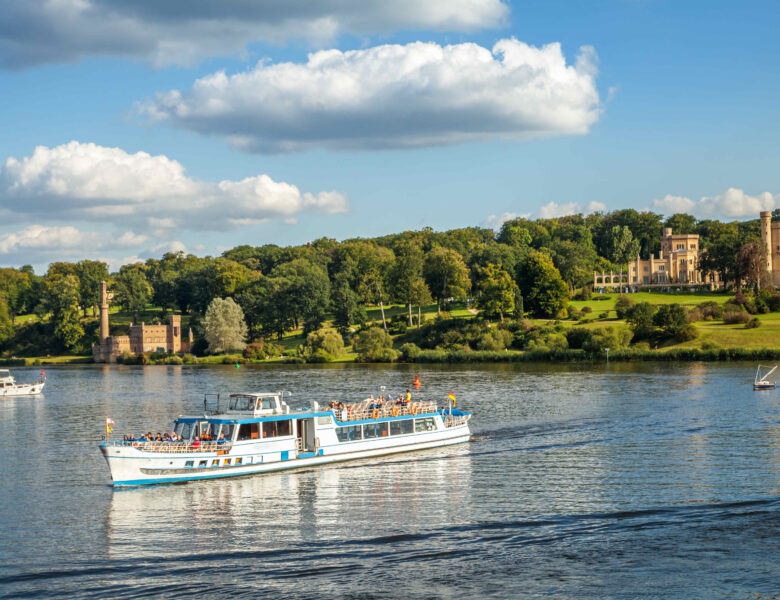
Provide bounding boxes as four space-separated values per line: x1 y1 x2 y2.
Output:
112 436 469 487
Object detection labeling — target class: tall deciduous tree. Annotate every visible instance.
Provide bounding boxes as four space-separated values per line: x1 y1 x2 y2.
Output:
388 240 424 326
203 297 248 354
114 264 151 323
75 260 109 316
515 251 569 318
737 241 767 291
423 246 471 313
43 272 84 351
331 271 365 334
475 263 516 322
409 278 432 329
606 225 640 290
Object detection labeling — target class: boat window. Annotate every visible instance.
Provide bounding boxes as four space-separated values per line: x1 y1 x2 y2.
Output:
175 422 193 440
217 423 234 441
198 460 207 468
237 423 255 441
390 420 413 435
317 416 332 426
223 459 231 465
363 422 388 439
235 457 243 465
211 460 219 467
336 425 362 442
229 395 256 411
414 418 436 433
198 421 217 439
263 421 278 437
260 397 275 410
184 460 194 468
277 420 291 436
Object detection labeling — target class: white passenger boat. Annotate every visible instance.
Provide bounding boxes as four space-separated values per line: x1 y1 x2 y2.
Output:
0 369 45 396
100 392 472 487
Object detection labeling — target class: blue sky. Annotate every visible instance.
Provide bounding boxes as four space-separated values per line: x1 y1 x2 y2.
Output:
1 0 779 271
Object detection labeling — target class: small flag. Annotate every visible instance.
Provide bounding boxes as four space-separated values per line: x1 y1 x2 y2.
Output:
448 392 456 406
106 416 116 435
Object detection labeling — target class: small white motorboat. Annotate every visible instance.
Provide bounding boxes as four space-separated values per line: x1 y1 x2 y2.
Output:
753 365 777 391
0 369 46 396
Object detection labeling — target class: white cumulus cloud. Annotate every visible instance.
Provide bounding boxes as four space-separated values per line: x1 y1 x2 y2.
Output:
0 141 349 231
0 0 508 69
652 187 778 218
0 224 146 262
144 38 602 152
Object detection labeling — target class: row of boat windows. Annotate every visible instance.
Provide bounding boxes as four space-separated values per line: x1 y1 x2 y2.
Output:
184 457 244 468
174 420 294 441
336 417 436 442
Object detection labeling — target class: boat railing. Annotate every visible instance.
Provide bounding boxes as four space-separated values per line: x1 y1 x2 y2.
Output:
105 440 233 453
337 400 438 422
443 414 469 428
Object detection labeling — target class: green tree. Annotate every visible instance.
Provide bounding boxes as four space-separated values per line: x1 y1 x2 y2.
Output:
330 271 366 334
409 277 432 329
272 259 331 333
515 251 569 318
299 328 344 361
114 264 151 323
0 268 33 323
75 260 109 316
697 233 743 286
388 240 424 326
203 297 248 354
626 302 657 339
0 296 13 342
606 225 641 291
475 263 516 322
664 213 697 234
652 304 689 337
353 327 396 362
42 272 84 351
423 246 471 313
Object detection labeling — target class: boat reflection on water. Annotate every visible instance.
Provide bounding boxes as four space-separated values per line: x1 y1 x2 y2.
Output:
106 444 473 559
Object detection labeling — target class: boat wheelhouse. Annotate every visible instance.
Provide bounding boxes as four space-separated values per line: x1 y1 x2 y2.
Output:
0 370 45 396
100 392 472 487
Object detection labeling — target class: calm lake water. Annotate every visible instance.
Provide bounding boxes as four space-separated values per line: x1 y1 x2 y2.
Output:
1 362 780 599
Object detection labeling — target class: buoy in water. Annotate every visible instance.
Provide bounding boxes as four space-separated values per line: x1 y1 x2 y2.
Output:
235 362 240 369
413 375 421 387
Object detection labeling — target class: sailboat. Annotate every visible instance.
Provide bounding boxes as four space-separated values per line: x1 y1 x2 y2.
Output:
754 365 777 390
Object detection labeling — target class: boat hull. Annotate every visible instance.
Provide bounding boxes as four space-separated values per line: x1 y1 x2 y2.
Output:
102 425 471 487
753 383 776 390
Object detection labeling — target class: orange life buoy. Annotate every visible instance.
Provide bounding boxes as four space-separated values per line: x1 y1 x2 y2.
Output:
371 408 380 419
410 404 418 416
392 406 399 417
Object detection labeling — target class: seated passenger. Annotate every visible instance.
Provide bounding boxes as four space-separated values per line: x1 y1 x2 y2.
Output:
154 432 162 441
217 433 226 444
192 436 201 449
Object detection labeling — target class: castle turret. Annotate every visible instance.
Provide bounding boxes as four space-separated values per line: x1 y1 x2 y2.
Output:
99 281 109 343
761 211 773 278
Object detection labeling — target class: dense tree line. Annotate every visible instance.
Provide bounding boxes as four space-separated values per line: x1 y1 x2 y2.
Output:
1 208 777 356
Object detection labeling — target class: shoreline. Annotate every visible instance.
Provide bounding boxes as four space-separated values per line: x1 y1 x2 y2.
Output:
4 346 780 367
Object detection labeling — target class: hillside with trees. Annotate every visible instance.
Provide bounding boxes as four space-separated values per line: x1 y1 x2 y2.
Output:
1 208 779 364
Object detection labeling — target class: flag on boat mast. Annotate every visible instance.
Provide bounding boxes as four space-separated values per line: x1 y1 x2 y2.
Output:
106 416 116 436
448 392 456 407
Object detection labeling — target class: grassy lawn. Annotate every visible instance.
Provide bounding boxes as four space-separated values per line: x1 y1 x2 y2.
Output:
569 291 730 320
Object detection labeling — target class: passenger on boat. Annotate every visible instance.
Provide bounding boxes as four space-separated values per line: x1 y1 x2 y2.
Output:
217 433 226 445
192 437 201 449
405 389 411 403
154 432 162 441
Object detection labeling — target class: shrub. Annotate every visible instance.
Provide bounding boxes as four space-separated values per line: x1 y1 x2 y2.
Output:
675 324 699 342
182 353 196 364
165 355 184 365
653 304 689 337
696 301 723 321
582 326 632 353
767 293 780 313
745 317 762 329
599 312 609 319
615 296 635 319
399 343 421 361
477 329 513 351
243 339 283 360
565 327 591 350
701 340 719 351
354 327 396 362
723 310 751 324
581 306 592 314
567 308 582 320
298 328 344 362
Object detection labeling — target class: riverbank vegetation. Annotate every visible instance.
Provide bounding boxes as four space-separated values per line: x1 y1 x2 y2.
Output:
2 208 780 365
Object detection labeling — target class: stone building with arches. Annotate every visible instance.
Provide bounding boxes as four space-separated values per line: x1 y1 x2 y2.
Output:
594 227 721 290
